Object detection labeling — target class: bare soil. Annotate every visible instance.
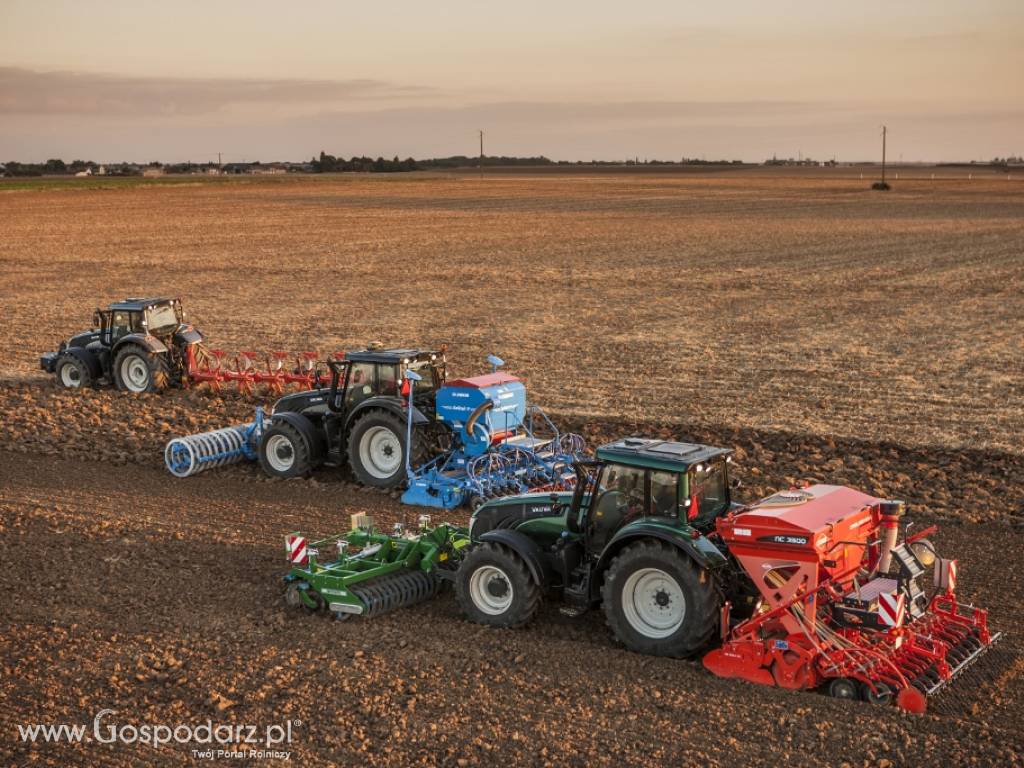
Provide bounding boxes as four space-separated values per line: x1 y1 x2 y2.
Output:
3 173 1022 451
1 172 1022 766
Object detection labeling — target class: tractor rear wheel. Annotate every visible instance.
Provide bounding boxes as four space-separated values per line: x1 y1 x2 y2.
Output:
347 410 410 489
456 543 540 628
258 422 311 478
113 345 170 393
602 539 718 658
55 353 92 389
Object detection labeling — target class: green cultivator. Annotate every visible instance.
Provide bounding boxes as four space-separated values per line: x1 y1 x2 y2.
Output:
284 516 469 619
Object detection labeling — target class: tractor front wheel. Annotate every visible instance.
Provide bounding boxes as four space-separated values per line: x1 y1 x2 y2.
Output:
602 540 718 658
113 345 170 393
347 411 410 489
258 422 312 478
456 543 540 628
55 353 92 389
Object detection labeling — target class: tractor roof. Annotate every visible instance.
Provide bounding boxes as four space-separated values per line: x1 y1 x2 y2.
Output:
107 297 177 312
344 348 439 364
596 437 731 473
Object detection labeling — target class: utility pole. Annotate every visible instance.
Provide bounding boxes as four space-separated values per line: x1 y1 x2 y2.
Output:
880 126 887 184
478 130 484 178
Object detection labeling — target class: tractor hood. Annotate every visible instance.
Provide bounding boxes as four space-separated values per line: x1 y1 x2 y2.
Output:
272 388 329 415
470 490 575 544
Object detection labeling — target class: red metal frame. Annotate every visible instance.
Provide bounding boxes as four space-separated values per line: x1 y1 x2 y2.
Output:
185 345 327 394
703 484 997 713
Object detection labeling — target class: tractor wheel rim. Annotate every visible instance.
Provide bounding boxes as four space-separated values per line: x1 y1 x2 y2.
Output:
265 435 295 472
60 364 81 387
121 356 150 392
360 426 402 479
469 565 513 615
622 567 685 638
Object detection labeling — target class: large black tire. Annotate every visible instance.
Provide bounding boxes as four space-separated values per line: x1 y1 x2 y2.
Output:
601 539 718 658
113 344 170 393
258 421 312 478
347 410 411 489
456 543 540 628
54 353 92 389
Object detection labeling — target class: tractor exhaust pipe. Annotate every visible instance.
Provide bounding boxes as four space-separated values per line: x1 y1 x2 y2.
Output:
875 499 906 575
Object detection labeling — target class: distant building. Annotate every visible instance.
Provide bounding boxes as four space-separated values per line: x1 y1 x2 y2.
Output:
75 169 93 177
143 167 165 177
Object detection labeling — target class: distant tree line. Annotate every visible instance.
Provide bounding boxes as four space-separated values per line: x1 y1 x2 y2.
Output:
310 152 557 172
312 153 419 172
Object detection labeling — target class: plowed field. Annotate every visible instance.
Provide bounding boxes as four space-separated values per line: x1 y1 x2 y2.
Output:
1 172 1022 766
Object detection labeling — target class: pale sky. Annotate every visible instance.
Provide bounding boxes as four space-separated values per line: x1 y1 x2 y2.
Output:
1 0 1021 162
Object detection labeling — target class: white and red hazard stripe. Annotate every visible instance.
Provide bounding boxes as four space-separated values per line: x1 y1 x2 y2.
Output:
934 557 958 594
946 560 958 594
878 591 906 628
286 534 308 565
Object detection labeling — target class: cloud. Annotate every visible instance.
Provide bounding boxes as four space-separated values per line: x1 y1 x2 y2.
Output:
0 67 434 116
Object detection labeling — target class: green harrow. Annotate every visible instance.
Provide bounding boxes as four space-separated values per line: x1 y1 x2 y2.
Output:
284 516 469 620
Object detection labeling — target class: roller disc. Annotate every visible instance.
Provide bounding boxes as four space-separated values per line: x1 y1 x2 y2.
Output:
350 570 439 618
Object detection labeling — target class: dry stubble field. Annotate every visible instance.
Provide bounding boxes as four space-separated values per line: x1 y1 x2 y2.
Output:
1 171 1022 767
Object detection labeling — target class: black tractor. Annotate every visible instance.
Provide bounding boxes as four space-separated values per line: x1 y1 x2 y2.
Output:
41 297 203 393
257 346 447 489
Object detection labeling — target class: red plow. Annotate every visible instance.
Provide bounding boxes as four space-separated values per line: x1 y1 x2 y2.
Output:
184 345 326 396
704 486 999 713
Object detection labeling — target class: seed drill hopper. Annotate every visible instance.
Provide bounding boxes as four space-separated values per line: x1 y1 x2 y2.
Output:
400 357 585 509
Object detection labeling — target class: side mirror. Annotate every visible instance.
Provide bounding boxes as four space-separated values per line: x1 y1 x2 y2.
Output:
92 310 102 327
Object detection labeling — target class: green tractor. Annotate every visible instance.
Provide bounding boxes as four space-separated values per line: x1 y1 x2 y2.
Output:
287 437 741 658
457 437 738 656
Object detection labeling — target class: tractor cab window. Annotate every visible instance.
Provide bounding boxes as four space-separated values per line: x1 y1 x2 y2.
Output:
378 364 400 397
405 359 438 397
650 471 679 517
110 311 135 340
145 304 179 333
691 460 728 519
586 464 646 553
346 363 376 408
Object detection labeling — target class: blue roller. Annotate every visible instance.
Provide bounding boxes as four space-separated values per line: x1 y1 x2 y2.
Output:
164 408 265 478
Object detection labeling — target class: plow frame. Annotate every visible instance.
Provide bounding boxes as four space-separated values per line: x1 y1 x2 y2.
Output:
184 344 326 395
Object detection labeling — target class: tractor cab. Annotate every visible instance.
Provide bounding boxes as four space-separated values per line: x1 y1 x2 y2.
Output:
326 347 445 412
95 297 186 346
574 438 737 546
